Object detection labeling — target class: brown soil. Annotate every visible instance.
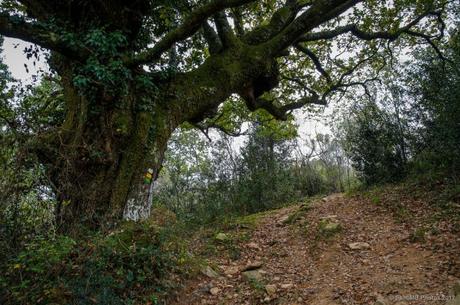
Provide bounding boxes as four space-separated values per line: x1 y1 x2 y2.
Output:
169 192 460 305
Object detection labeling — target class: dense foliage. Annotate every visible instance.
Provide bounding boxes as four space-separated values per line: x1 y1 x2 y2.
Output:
338 27 460 185
407 30 460 174
338 101 408 185
1 219 195 305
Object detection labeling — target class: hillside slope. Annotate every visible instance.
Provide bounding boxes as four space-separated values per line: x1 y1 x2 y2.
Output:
169 190 460 305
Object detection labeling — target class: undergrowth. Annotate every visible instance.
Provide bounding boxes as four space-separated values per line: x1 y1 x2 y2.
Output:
0 219 199 305
359 172 460 225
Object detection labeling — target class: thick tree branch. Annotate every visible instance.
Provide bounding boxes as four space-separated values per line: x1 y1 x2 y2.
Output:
264 0 362 55
405 30 449 62
128 0 256 66
230 7 245 36
0 13 85 59
202 21 223 54
214 11 238 48
16 0 50 18
242 0 299 45
248 92 325 121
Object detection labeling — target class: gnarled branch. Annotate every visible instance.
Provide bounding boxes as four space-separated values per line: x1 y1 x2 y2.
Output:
128 0 256 67
264 0 362 55
202 21 223 54
214 11 238 48
242 0 300 45
295 44 332 83
297 10 448 61
230 7 245 36
248 92 325 121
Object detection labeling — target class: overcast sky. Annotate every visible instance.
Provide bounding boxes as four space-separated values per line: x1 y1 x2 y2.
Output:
2 37 47 81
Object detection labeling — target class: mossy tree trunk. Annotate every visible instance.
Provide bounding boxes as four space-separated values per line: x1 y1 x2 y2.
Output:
44 45 277 231
47 66 172 231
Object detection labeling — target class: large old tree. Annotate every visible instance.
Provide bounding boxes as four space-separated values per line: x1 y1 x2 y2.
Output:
0 0 448 230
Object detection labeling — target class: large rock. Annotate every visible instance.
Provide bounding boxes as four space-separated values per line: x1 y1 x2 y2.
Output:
242 260 263 271
373 293 387 305
348 242 371 250
215 233 229 241
201 266 219 278
242 269 264 282
265 284 277 296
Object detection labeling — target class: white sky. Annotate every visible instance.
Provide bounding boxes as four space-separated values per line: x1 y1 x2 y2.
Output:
2 38 46 82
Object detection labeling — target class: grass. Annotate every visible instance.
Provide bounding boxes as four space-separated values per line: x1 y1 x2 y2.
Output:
248 278 266 296
409 226 428 243
232 208 281 228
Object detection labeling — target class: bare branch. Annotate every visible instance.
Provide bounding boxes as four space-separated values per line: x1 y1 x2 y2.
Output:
295 44 332 83
192 123 213 141
321 51 380 101
298 10 441 43
406 29 449 62
297 10 449 62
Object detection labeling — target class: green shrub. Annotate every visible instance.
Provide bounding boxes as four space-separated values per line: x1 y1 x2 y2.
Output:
1 221 197 305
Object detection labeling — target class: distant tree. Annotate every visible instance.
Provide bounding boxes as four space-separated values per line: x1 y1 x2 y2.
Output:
405 29 460 173
236 122 296 213
0 40 58 251
153 128 212 216
339 102 407 185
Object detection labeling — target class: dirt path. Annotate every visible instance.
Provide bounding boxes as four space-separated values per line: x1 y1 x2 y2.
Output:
170 193 460 305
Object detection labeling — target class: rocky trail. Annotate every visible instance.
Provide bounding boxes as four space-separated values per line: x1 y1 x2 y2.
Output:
170 193 460 305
